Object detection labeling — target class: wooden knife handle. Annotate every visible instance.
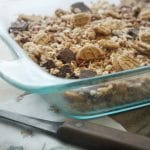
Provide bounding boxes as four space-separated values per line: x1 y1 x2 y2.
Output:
57 120 150 150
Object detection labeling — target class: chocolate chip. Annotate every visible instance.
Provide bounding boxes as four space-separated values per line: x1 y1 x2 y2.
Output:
133 7 141 18
144 0 150 3
79 70 97 79
42 60 56 69
20 37 30 44
128 28 139 39
57 65 74 78
9 21 28 32
71 2 91 13
70 74 79 79
57 48 75 63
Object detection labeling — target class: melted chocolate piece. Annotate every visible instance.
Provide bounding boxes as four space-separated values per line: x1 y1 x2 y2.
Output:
79 69 97 78
42 60 56 69
128 28 139 39
57 65 73 78
57 48 75 63
9 21 28 32
71 2 91 13
20 37 30 44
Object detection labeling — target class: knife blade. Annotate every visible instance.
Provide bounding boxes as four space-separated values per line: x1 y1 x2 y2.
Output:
0 109 150 150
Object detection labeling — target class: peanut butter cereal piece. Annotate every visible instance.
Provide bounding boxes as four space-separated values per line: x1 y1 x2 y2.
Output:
96 18 126 30
139 7 150 20
99 40 120 49
72 13 91 27
133 41 150 56
139 27 150 44
118 55 141 70
94 25 111 35
33 31 50 45
76 44 105 61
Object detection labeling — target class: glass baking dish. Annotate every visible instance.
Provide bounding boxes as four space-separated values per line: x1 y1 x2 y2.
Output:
0 0 149 119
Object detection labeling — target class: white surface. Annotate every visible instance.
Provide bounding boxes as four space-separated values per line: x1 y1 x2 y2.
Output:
0 0 126 149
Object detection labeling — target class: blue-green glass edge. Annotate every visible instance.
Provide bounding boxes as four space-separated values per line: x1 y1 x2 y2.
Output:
1 65 150 94
64 99 150 120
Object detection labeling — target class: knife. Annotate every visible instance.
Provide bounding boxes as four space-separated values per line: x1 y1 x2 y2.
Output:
0 109 149 150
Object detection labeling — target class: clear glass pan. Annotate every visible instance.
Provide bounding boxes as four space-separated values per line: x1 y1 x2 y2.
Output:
0 0 149 119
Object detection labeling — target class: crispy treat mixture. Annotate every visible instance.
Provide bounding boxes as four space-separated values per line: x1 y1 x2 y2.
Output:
9 0 150 79
64 75 150 112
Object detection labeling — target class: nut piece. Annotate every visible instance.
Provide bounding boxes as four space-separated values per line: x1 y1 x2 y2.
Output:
72 13 91 27
133 41 150 56
94 25 111 35
139 28 150 44
118 55 140 70
33 31 49 45
76 45 105 61
99 40 120 49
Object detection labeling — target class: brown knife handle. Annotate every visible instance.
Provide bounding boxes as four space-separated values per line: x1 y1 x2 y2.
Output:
57 120 150 150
